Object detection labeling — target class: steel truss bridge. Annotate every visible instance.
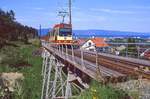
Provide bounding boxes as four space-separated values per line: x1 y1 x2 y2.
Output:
41 40 150 99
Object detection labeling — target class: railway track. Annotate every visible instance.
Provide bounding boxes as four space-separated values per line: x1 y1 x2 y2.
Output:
47 46 127 83
66 49 150 80
50 46 150 81
99 55 150 78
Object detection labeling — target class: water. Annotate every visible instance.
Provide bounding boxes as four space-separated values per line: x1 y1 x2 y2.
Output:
38 29 150 38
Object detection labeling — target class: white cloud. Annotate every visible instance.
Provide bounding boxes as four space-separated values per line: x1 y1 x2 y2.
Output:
1 6 9 10
72 11 106 22
91 8 134 14
33 7 45 10
71 10 108 30
131 6 150 10
57 6 81 12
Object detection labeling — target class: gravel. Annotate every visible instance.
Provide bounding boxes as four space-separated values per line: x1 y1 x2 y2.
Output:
115 79 150 99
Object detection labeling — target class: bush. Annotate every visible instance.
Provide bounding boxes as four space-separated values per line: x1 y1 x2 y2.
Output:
0 43 42 99
78 81 127 99
29 39 41 47
0 46 24 66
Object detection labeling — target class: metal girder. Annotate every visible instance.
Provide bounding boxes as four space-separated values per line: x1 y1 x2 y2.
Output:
41 49 82 99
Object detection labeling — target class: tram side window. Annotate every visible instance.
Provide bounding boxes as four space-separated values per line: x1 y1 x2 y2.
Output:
59 28 71 36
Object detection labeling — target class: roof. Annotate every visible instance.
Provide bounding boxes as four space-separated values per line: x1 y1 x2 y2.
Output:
90 37 109 47
41 36 49 41
76 37 109 47
54 23 72 28
75 38 87 46
144 49 150 57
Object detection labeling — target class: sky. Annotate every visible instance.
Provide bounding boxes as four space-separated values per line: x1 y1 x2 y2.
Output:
0 0 150 32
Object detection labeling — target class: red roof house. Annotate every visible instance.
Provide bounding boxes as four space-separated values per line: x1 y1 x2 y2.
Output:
90 37 109 47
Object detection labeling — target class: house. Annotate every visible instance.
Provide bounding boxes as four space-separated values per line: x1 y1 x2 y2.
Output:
146 39 150 43
75 38 87 46
141 48 150 59
41 36 50 41
76 37 109 52
40 36 50 45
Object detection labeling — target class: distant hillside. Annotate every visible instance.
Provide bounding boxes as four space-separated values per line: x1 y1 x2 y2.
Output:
74 30 150 38
39 28 150 38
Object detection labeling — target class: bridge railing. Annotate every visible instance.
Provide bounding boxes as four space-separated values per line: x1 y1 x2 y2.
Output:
41 40 150 64
41 40 150 83
41 41 99 73
76 41 150 60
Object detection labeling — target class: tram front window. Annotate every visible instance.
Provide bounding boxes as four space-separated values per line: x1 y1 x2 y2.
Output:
59 28 72 36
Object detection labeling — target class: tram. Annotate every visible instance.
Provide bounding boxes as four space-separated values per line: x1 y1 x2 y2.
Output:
48 0 74 45
49 23 73 45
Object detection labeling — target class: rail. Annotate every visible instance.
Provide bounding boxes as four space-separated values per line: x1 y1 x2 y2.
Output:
41 41 150 82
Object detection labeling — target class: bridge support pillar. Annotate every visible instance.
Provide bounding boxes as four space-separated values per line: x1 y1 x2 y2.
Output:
41 49 48 75
41 48 84 99
41 49 50 99
65 70 72 99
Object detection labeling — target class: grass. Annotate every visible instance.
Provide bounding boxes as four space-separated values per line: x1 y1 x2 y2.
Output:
0 41 43 99
78 81 127 99
0 41 130 99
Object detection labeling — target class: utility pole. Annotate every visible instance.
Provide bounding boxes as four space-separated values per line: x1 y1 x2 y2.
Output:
69 0 72 25
58 11 68 23
39 24 42 45
39 24 41 38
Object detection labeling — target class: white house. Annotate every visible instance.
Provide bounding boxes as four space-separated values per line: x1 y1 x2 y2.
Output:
76 37 109 52
80 39 96 51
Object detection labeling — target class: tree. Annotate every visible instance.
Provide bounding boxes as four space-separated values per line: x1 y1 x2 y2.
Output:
0 9 38 47
127 38 137 57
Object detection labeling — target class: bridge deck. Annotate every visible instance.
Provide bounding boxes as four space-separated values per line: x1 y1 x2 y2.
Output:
43 45 126 82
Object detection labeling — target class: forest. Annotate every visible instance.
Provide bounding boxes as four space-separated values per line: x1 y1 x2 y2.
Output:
0 9 38 48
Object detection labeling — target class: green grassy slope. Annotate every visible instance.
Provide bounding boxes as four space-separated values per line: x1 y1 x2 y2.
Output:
0 42 129 99
78 81 127 99
0 42 42 99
